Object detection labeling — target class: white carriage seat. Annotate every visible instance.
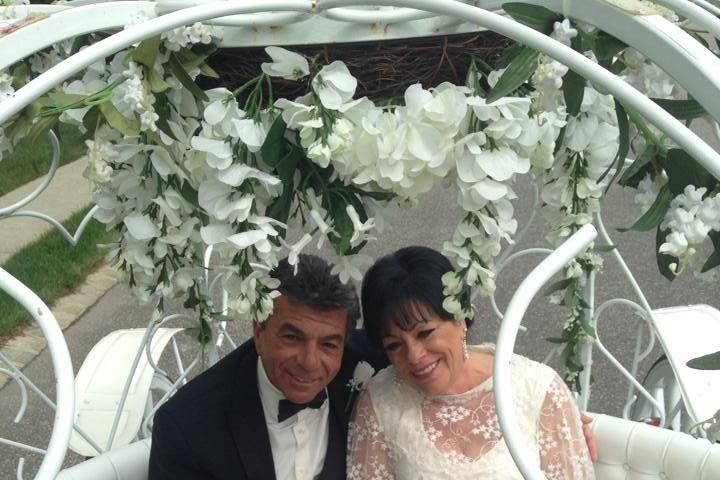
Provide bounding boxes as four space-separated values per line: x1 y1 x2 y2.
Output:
69 328 183 457
55 415 720 480
590 413 720 480
651 304 720 424
56 439 151 480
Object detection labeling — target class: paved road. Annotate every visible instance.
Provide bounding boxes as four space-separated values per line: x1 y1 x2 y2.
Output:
1 122 719 477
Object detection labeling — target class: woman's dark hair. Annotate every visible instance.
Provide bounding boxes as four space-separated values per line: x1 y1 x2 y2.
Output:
361 246 472 351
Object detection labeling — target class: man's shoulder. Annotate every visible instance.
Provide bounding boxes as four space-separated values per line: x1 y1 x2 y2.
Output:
158 340 258 420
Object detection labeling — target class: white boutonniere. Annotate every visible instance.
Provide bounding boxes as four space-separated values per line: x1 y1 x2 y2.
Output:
345 361 375 414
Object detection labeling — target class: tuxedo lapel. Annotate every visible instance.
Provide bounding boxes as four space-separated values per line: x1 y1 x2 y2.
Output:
227 345 277 480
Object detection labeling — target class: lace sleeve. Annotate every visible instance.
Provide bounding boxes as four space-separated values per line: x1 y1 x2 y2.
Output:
347 389 396 480
537 374 595 480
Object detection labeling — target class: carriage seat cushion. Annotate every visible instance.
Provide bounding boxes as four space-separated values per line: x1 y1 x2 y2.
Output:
590 413 720 479
55 415 720 479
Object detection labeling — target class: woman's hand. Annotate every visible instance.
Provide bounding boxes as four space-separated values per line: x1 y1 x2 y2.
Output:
581 413 598 462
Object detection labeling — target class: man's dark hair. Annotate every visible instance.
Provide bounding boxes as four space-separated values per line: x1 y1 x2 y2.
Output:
268 254 360 335
361 245 473 351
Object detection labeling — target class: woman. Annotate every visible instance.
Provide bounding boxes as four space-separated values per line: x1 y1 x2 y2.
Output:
347 246 595 479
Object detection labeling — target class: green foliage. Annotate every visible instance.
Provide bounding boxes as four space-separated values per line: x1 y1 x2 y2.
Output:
663 148 715 195
655 226 676 281
260 117 289 167
620 144 657 187
600 100 629 188
502 3 561 33
619 183 673 232
562 69 586 117
486 46 540 102
0 206 116 338
652 98 706 120
687 350 720 370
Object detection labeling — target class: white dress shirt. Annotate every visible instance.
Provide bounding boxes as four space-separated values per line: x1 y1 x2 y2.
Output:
257 359 330 480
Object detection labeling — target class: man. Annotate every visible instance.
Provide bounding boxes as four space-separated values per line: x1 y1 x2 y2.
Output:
149 254 382 480
149 254 596 480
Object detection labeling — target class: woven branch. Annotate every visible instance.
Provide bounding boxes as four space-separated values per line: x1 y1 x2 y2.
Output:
199 31 510 100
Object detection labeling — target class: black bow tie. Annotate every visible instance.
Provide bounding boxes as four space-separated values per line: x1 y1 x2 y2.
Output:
277 390 327 422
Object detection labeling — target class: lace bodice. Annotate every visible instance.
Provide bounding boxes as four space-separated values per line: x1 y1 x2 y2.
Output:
347 345 595 480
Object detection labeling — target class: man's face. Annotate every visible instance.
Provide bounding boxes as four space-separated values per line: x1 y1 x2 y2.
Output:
253 294 348 404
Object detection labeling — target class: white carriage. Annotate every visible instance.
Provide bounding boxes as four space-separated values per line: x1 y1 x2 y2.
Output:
1 0 720 479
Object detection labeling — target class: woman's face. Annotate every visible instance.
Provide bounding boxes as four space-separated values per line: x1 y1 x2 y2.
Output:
381 304 469 396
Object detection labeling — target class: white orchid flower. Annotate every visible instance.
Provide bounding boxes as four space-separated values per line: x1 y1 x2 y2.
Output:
231 117 268 153
346 205 376 244
312 61 357 110
261 46 309 80
124 213 160 241
331 254 372 284
659 231 689 257
283 233 314 274
191 136 234 170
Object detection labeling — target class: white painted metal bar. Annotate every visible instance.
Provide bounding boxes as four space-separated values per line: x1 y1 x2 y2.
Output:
0 437 47 455
0 367 29 423
520 0 720 123
1 0 720 187
0 351 105 455
0 2 158 71
494 224 597 480
0 131 60 217
0 267 74 480
653 0 720 40
689 0 720 17
577 270 596 411
6 207 100 246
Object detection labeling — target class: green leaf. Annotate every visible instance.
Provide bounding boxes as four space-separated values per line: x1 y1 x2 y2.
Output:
594 32 627 67
652 98 706 120
543 277 574 296
620 145 657 186
545 336 566 344
184 318 212 344
619 183 672 232
167 54 209 102
701 231 720 273
329 193 353 255
600 100 629 187
82 105 101 133
580 315 596 337
502 3 561 33
563 69 586 117
593 244 616 252
99 101 140 136
260 116 289 167
199 63 220 79
180 182 199 206
664 148 714 195
131 36 162 69
626 107 666 153
656 226 676 281
147 68 170 93
486 46 540 102
687 350 720 370
265 147 301 230
495 43 524 70
701 249 720 273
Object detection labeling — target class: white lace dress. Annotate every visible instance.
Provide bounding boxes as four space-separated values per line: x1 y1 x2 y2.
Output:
347 345 595 480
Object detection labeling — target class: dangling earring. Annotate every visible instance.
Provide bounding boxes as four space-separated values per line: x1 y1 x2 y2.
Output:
463 327 469 361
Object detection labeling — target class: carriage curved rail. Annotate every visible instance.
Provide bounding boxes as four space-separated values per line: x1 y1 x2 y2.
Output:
3 1 720 479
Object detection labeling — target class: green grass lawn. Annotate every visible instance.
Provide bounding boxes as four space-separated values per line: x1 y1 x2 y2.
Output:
0 205 117 340
0 123 88 196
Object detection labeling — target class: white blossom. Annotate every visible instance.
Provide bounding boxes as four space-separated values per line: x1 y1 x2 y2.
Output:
261 46 310 80
312 61 357 110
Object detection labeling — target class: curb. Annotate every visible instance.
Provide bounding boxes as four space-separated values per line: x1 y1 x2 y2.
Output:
0 265 117 389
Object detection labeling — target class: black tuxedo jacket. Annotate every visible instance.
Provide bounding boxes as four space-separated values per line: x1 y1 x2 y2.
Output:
149 332 385 480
